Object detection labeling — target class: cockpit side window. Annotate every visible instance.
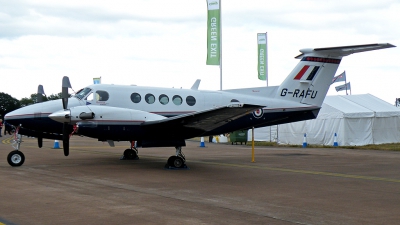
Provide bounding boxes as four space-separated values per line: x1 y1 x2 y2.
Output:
75 88 92 100
96 90 109 101
86 93 94 101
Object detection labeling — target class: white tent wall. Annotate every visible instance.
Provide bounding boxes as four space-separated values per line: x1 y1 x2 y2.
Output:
248 126 278 142
344 117 374 145
371 117 400 144
277 117 344 145
252 94 400 146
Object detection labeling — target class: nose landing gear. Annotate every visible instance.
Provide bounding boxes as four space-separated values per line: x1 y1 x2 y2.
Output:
7 132 25 167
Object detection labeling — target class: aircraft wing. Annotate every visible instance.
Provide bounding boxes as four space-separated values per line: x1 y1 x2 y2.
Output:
142 103 264 132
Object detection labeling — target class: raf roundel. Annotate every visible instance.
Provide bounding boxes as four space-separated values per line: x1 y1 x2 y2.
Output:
253 108 264 118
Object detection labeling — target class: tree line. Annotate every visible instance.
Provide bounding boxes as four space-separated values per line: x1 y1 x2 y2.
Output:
0 92 67 119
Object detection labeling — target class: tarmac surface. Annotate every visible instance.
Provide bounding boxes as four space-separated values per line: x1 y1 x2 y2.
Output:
1 135 400 225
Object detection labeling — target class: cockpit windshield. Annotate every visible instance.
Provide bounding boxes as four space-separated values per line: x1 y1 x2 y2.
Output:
74 88 92 100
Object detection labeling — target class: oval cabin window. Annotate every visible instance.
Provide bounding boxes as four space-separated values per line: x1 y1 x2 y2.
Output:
186 96 196 106
145 94 155 104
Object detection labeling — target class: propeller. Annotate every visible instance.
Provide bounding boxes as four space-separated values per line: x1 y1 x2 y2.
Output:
62 76 72 156
37 85 46 148
62 77 72 109
37 85 45 103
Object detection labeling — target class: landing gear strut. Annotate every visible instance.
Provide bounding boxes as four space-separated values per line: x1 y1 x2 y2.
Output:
7 132 25 167
120 141 139 160
166 146 188 169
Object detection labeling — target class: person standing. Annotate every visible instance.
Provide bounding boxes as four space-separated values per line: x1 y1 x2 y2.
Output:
4 121 12 135
0 119 3 137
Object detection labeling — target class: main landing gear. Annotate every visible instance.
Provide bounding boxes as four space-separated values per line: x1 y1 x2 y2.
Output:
120 141 139 160
120 141 187 169
165 146 188 169
7 133 25 167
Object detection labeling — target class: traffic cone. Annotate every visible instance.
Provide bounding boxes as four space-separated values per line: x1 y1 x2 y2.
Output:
333 133 338 147
53 140 60 149
302 133 307 148
199 137 205 147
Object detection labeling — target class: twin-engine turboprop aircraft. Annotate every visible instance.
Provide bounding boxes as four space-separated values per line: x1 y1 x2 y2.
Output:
4 43 395 168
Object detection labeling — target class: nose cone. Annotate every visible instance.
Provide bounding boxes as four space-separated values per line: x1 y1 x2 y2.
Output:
49 109 71 123
4 108 28 127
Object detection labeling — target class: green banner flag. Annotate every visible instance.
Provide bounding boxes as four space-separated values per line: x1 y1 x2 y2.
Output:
257 33 267 80
206 0 221 65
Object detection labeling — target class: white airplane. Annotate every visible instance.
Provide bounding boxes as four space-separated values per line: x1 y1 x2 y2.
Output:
4 43 395 168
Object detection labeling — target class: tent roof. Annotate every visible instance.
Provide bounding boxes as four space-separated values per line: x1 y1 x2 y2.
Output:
319 94 400 118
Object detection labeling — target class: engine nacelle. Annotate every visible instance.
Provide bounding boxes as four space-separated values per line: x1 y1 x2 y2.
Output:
49 105 166 124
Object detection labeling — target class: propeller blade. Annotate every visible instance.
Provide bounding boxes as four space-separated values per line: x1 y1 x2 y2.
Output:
38 137 43 148
63 123 69 156
37 85 45 103
62 76 72 110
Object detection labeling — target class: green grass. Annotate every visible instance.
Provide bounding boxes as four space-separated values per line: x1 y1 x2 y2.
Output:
189 138 400 151
245 142 400 151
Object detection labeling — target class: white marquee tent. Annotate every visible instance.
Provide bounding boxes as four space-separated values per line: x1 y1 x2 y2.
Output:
249 94 400 146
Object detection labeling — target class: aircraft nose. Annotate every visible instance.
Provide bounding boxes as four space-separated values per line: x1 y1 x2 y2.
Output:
49 110 71 123
4 110 24 126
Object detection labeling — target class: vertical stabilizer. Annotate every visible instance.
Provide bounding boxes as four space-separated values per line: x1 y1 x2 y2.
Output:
276 43 395 107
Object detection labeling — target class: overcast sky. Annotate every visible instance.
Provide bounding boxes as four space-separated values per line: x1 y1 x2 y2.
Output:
1 0 399 104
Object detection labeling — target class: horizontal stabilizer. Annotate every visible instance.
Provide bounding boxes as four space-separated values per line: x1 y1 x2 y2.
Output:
295 43 396 58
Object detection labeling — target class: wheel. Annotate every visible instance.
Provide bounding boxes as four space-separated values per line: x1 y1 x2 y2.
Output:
167 156 184 168
167 156 176 167
123 149 137 159
173 157 184 168
7 151 25 167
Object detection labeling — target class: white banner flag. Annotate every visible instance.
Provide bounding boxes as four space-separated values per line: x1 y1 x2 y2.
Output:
335 82 351 92
332 71 346 83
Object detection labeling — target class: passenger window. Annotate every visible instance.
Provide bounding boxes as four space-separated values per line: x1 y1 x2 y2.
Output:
159 94 169 105
186 96 196 106
131 93 141 103
96 90 109 101
145 94 155 104
172 95 182 105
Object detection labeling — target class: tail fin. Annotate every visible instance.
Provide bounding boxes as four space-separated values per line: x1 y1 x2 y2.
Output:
276 43 395 107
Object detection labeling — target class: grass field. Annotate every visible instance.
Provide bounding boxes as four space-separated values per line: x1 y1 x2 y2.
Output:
190 137 400 151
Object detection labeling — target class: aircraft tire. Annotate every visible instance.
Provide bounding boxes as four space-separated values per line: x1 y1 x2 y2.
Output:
123 149 137 159
7 150 25 167
167 156 184 168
